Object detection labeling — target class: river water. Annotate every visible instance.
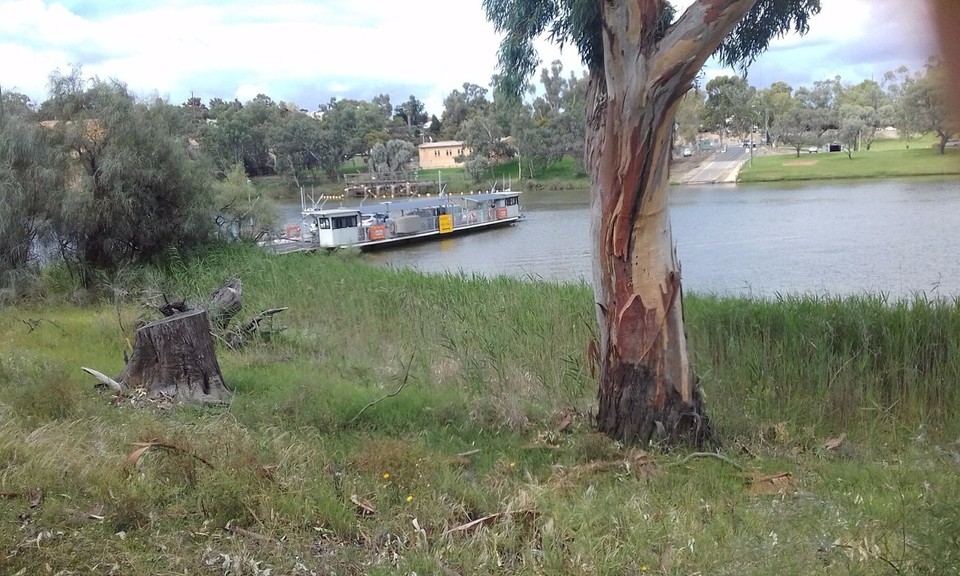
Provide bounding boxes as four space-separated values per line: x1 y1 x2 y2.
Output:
280 178 960 298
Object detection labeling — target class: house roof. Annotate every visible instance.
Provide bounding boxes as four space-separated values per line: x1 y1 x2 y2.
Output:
418 140 464 149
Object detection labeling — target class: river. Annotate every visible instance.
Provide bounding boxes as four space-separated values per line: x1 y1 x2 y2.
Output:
280 178 960 298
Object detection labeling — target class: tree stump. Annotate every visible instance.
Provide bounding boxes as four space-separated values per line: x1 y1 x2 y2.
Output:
119 309 232 405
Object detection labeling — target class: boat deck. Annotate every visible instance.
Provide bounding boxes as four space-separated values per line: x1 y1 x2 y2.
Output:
263 215 521 254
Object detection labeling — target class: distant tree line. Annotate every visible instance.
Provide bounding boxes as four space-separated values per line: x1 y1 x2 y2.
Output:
675 57 954 157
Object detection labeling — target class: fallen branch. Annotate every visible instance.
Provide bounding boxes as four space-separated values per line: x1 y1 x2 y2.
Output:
126 441 213 469
347 351 415 425
441 509 536 537
226 307 288 347
2 488 45 508
81 367 124 394
20 318 65 334
669 451 744 471
239 307 288 334
225 521 278 544
350 494 376 516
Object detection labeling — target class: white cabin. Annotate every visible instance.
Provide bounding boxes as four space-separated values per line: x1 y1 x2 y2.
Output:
305 208 362 247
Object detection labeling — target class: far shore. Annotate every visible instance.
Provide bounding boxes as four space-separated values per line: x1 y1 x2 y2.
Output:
255 138 960 199
736 144 960 183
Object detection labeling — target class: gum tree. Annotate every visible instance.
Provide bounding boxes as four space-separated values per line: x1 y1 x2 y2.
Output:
485 0 820 446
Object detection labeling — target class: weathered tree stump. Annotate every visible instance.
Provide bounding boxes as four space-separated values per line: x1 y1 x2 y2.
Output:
206 277 242 330
119 309 232 405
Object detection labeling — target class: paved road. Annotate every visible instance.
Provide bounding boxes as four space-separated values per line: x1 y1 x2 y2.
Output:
680 146 750 184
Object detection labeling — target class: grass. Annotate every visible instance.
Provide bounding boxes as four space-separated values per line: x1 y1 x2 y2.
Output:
1 245 959 574
739 140 960 183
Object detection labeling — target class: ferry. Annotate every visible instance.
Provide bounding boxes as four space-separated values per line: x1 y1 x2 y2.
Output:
280 190 522 251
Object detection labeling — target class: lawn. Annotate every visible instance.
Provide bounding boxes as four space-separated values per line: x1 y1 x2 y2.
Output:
739 142 960 182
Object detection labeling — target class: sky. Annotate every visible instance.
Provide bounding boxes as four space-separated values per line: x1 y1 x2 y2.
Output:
0 0 939 115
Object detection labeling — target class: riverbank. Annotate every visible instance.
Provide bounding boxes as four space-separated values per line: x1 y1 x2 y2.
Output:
738 145 960 183
2 246 958 573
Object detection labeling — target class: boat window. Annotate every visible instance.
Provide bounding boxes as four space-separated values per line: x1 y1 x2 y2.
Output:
332 215 358 229
506 197 518 206
317 217 330 230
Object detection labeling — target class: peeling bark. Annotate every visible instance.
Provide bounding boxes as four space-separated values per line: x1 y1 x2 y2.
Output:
589 0 756 446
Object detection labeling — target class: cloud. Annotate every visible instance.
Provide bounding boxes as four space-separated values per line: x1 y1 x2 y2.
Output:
0 0 942 115
703 0 936 88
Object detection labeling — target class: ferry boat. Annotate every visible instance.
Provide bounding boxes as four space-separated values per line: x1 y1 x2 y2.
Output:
287 190 522 250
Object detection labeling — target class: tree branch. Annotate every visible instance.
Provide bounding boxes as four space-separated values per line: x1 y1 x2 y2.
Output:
347 352 415 425
81 366 124 394
669 451 744 470
653 0 758 93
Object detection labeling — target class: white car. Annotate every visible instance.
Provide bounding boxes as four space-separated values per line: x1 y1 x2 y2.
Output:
682 147 693 157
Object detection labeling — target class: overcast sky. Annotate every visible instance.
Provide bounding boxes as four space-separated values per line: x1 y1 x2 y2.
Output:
0 0 938 115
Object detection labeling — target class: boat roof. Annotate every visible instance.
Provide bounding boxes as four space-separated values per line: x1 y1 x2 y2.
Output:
301 207 361 217
303 191 520 216
358 191 520 214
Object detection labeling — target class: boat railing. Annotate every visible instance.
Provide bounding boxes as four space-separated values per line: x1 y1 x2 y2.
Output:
356 202 517 244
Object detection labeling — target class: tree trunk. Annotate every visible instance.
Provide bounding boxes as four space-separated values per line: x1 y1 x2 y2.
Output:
119 309 232 405
587 0 755 447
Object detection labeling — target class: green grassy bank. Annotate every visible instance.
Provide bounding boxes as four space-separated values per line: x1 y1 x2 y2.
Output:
2 246 959 574
739 143 960 183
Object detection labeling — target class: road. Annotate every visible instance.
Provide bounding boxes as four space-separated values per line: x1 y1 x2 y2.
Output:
678 146 750 184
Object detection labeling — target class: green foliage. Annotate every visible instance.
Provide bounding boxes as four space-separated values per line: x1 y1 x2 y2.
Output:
838 79 893 151
368 139 416 175
716 0 822 69
703 75 759 140
484 0 603 97
486 0 821 99
440 83 490 139
46 78 215 279
0 88 36 120
213 164 279 242
899 59 954 153
0 115 64 277
314 97 395 178
199 95 281 177
393 95 428 129
268 111 327 186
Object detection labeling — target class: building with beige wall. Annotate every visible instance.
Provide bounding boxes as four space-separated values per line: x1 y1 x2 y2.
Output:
418 140 470 169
